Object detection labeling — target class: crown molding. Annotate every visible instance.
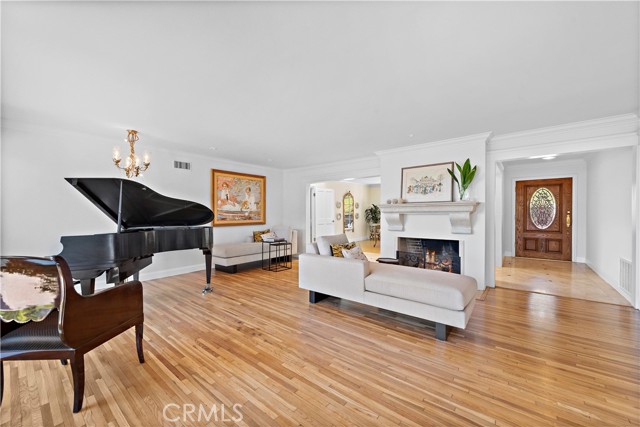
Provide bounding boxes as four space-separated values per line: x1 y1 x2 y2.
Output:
374 132 493 157
488 113 638 153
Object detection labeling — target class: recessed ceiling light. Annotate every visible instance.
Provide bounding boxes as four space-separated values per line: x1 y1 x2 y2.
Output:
528 154 557 160
408 134 414 138
342 178 355 181
209 147 217 151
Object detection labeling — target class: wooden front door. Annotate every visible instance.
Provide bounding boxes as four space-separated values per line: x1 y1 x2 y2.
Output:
515 178 572 261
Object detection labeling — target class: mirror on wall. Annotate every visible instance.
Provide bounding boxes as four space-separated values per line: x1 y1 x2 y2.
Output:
343 191 354 232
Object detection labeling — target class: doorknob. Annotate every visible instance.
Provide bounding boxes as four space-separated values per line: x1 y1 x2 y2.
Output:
566 211 571 228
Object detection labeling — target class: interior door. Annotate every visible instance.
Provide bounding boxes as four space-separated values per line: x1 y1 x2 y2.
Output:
313 188 335 241
515 178 572 261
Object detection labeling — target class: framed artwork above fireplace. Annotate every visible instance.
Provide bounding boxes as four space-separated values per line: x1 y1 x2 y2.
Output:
401 162 454 203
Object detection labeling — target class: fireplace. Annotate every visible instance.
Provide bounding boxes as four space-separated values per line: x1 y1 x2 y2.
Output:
396 238 461 274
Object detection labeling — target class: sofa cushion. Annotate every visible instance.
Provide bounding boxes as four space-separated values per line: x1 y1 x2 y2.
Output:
316 234 349 256
211 242 263 258
365 263 476 311
331 242 356 257
253 229 271 242
342 245 368 261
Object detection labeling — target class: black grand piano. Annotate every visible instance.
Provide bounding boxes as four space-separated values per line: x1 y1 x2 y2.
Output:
59 178 214 295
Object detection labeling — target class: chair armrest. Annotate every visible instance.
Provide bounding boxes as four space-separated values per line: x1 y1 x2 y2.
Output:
60 281 144 349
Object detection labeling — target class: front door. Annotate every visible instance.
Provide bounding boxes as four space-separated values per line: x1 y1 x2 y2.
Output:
515 178 572 261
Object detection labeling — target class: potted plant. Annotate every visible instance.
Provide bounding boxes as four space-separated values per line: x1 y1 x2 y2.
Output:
447 158 477 201
364 204 381 225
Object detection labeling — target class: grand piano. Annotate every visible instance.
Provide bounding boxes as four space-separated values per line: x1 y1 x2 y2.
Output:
58 178 214 295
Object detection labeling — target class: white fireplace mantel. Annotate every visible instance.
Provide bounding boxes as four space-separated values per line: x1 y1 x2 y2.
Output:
378 201 480 234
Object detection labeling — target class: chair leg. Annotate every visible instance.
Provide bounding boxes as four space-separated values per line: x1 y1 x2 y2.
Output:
135 323 145 363
70 354 85 413
60 359 68 365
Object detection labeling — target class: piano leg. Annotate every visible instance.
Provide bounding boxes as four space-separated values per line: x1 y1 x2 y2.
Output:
202 249 213 294
80 279 95 296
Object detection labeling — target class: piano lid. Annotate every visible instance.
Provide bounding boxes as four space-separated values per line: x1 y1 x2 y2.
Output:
65 178 214 229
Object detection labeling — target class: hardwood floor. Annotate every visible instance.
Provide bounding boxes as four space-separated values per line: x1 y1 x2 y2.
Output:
359 239 381 262
2 261 639 426
496 256 631 306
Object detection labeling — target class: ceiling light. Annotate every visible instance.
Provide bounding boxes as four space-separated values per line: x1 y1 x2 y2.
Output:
528 154 557 160
113 130 150 179
342 178 355 181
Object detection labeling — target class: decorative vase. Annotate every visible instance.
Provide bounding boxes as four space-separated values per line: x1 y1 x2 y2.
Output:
460 189 470 201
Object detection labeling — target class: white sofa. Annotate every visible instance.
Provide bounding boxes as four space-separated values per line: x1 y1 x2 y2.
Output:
299 234 477 341
212 226 298 273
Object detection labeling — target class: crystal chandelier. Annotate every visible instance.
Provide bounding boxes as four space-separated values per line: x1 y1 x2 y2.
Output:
113 130 150 178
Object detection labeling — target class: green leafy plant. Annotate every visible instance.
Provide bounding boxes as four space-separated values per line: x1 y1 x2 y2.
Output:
364 204 381 224
447 159 477 200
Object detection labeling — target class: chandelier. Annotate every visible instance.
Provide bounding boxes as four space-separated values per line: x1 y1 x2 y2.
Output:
113 130 150 178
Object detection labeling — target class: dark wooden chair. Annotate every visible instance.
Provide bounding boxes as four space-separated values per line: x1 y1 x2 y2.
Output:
0 256 144 413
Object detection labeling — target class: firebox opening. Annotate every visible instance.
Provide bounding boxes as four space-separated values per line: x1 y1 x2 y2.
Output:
396 238 461 274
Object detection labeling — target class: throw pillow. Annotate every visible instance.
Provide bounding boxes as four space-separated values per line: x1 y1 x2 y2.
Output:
316 234 349 256
330 242 356 257
341 245 368 261
261 231 276 240
253 229 271 242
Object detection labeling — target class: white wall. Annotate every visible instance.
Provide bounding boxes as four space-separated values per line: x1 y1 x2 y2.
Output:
1 123 284 281
501 159 587 262
377 133 489 289
586 147 634 298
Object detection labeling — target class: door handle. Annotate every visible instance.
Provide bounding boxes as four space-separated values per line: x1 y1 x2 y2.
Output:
566 211 571 228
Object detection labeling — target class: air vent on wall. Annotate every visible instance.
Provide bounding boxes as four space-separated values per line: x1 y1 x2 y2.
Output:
620 258 632 295
174 161 191 170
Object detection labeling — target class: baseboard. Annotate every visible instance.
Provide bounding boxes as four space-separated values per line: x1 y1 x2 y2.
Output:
138 264 205 282
585 260 633 304
503 251 513 257
575 257 586 263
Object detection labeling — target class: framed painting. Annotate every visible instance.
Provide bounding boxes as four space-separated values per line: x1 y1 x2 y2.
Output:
211 169 266 226
401 162 454 203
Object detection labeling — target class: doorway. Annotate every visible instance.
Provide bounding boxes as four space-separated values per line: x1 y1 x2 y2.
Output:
515 177 572 261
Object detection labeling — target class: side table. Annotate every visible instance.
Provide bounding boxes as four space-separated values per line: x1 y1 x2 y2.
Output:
262 241 292 272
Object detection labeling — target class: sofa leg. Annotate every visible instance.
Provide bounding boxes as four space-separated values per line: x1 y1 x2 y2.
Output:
215 264 237 274
309 291 329 304
70 354 85 413
435 323 449 341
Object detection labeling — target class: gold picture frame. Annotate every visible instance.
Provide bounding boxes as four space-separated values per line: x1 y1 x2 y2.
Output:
211 169 266 226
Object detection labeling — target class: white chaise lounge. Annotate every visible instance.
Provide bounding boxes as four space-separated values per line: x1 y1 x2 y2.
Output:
212 226 298 273
299 234 477 341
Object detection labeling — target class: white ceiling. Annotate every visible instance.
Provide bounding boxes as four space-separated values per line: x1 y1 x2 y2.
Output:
2 1 638 169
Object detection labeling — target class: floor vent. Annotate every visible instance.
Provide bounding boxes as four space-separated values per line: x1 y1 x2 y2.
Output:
619 258 633 295
174 161 191 170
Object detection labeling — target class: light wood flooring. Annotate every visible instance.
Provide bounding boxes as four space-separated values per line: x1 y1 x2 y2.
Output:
2 261 639 426
359 239 381 262
496 256 631 306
